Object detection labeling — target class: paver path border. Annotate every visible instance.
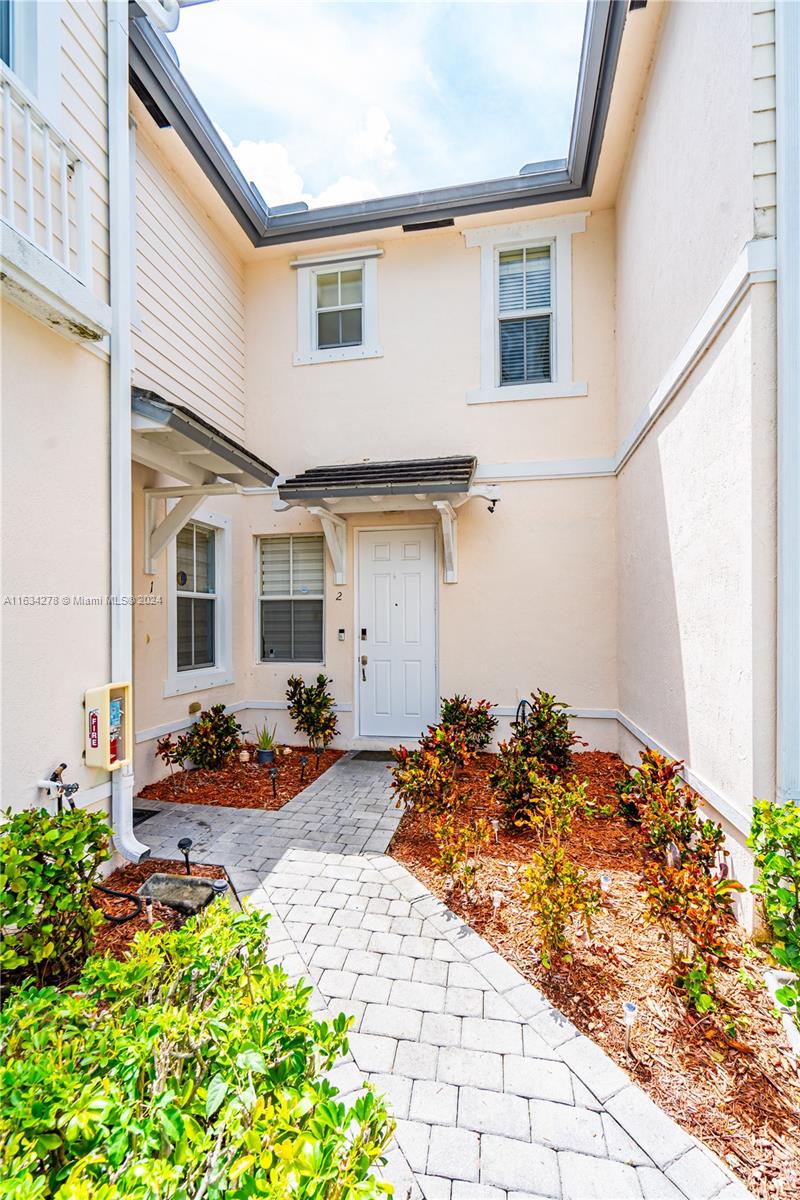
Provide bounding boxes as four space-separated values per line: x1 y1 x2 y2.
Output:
136 755 755 1200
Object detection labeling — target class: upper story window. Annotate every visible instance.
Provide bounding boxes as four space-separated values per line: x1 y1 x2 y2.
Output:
259 534 324 663
498 245 552 385
293 248 382 366
0 1 60 121
464 213 588 405
316 266 363 349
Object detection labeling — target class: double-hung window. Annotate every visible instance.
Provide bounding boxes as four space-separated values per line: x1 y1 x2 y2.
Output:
315 266 363 350
259 535 324 662
463 214 587 404
293 249 382 365
176 522 216 672
498 245 552 385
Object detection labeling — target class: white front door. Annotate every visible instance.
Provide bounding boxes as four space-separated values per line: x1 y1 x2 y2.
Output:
358 527 437 738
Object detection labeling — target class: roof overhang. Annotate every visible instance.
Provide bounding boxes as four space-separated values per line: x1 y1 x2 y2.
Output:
128 0 628 246
131 389 278 488
131 389 280 574
276 457 499 584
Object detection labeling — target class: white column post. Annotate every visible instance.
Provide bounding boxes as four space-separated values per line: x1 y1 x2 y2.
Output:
776 0 800 804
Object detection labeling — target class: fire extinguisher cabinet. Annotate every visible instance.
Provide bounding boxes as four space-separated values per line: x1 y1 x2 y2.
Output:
84 682 132 771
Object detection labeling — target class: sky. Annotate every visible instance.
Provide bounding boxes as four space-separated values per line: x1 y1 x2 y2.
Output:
170 1 588 211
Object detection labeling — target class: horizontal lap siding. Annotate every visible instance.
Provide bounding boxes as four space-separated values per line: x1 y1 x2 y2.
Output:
60 0 109 303
752 1 776 238
133 131 246 441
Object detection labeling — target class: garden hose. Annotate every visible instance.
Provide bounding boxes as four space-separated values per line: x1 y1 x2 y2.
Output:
93 883 143 924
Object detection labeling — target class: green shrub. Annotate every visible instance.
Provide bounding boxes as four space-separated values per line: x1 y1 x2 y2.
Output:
286 674 338 754
390 742 459 818
439 695 498 752
512 690 582 778
489 738 537 821
0 805 109 990
490 691 582 820
181 704 243 769
431 813 492 899
517 776 599 968
628 749 743 1001
0 902 393 1199
749 798 800 1027
419 722 471 768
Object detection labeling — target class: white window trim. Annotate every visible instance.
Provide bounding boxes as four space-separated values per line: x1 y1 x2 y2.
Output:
3 1 61 125
164 508 234 698
463 212 588 405
293 252 382 366
255 533 326 665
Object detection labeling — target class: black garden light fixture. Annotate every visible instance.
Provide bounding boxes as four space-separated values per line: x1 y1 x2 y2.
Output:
300 755 309 783
177 837 193 876
314 746 323 771
269 766 278 799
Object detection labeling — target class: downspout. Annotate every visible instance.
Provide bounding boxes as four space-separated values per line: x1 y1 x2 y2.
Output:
108 0 149 860
775 0 800 806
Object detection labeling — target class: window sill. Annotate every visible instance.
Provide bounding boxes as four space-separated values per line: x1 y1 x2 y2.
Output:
163 670 234 699
293 345 383 367
258 660 325 668
466 380 588 405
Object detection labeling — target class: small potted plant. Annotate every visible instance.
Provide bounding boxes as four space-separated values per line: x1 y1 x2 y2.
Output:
254 722 277 765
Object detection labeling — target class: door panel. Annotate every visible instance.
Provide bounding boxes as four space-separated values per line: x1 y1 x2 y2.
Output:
358 528 436 737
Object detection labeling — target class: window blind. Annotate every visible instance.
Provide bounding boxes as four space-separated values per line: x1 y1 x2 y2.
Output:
259 534 324 662
498 245 552 384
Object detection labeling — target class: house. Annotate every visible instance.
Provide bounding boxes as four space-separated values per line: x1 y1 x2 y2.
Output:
1 0 797 900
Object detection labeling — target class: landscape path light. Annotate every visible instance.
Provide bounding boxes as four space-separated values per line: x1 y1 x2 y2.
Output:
177 837 193 876
623 1000 638 1054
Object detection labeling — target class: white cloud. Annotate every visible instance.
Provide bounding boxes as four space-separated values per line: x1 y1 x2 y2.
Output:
347 106 396 170
220 125 385 211
172 1 586 208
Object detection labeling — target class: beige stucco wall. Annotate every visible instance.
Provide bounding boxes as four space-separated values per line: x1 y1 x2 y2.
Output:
614 0 777 882
132 205 620 782
244 207 616 469
1 302 111 810
615 0 756 438
133 474 619 785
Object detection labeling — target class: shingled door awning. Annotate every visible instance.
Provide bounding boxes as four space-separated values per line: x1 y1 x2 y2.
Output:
275 455 499 584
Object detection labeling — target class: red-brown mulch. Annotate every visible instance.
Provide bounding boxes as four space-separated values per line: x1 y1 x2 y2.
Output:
92 857 227 959
137 745 345 810
390 751 800 1199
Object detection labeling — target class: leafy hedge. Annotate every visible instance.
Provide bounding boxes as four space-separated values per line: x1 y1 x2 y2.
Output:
0 903 393 1199
1 805 109 990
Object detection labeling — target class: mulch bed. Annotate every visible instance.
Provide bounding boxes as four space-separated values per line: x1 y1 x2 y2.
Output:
390 751 800 1199
92 858 227 960
137 745 345 810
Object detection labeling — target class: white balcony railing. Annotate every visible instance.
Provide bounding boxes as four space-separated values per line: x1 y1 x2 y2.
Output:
1 65 91 285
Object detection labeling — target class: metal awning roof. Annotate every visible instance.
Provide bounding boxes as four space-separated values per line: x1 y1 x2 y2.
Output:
279 456 477 501
131 389 278 488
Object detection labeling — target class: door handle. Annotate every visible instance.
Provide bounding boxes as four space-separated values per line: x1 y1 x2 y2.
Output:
360 654 368 682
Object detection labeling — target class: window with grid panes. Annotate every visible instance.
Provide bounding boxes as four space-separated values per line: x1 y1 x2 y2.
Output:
176 522 216 671
259 535 324 662
315 266 363 350
498 244 552 385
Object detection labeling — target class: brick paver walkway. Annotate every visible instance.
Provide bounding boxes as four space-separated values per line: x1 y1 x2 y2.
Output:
136 755 753 1200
